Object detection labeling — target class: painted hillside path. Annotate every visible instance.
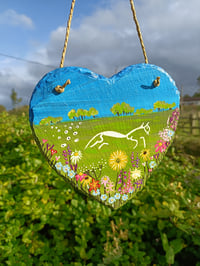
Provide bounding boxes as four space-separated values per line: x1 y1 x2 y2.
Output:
32 109 179 209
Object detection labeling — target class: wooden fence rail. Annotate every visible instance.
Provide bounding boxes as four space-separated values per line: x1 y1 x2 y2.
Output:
177 112 200 136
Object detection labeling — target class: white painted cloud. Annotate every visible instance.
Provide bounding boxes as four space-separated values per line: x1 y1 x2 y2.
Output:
0 9 34 29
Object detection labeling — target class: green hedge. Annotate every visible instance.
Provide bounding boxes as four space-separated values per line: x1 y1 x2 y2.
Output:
0 110 200 265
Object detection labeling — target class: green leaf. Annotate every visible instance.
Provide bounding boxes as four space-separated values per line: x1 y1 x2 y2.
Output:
170 238 184 254
87 248 95 260
71 199 78 208
161 233 169 252
80 247 87 260
166 246 175 264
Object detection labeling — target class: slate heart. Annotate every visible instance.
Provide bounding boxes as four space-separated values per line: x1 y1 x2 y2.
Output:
29 63 180 209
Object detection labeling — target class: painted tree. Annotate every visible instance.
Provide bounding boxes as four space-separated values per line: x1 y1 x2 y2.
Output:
154 101 167 111
89 107 98 118
68 107 98 120
77 109 84 120
111 102 134 116
68 109 77 120
135 108 153 115
168 102 176 110
121 102 134 115
111 103 123 116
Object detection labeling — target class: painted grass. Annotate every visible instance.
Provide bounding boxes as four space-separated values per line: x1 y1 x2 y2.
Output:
33 110 174 208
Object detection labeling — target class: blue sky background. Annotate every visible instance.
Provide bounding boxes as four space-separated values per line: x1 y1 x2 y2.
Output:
30 64 180 125
0 0 200 109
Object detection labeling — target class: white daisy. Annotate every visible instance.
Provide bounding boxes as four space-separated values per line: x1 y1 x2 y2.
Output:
71 150 82 164
131 169 141 180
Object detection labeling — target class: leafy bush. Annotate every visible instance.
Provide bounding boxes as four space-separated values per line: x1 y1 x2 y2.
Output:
0 110 200 265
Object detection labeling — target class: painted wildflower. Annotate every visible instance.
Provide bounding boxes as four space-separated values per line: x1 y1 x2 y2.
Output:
129 188 134 194
135 179 143 188
155 140 167 153
63 165 71 173
154 153 159 160
108 197 116 204
159 129 170 142
114 193 121 200
68 170 75 179
122 194 128 201
131 168 141 180
81 176 92 188
92 189 100 196
71 150 82 164
149 161 157 169
75 172 87 182
167 130 174 138
55 162 62 170
64 130 68 134
101 176 110 187
140 149 150 161
89 179 100 192
101 194 107 201
121 178 134 194
106 181 115 193
109 150 128 171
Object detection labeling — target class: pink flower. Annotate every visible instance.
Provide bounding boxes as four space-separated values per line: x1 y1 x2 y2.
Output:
155 140 167 153
75 173 87 182
121 178 134 194
101 176 110 187
106 181 114 193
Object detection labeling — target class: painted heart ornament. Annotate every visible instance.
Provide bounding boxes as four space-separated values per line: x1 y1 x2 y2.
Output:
29 63 180 209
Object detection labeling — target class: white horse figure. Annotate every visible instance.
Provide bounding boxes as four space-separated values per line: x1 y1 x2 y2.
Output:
85 122 150 150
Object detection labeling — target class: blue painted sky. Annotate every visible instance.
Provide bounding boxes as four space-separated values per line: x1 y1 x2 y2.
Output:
0 0 200 109
30 64 180 125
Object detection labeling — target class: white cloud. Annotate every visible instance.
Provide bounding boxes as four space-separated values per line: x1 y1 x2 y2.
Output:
29 0 200 88
1 0 200 109
0 9 34 29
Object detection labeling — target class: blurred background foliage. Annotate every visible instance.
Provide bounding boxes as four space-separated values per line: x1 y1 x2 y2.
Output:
0 105 200 266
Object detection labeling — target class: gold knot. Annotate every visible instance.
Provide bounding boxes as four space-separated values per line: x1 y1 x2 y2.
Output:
55 79 71 93
153 77 160 87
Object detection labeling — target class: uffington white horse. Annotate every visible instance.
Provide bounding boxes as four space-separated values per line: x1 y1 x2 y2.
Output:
85 122 150 150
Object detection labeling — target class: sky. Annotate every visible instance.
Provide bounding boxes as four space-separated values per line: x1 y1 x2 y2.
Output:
0 0 200 109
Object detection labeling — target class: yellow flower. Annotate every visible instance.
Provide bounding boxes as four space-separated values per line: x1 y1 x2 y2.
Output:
81 175 92 188
131 168 141 180
140 149 150 161
109 150 128 171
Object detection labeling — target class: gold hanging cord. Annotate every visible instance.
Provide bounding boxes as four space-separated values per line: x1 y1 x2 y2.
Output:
129 0 148 64
59 0 148 68
60 0 76 68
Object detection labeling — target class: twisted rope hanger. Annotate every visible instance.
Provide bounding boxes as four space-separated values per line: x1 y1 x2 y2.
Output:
59 0 148 68
130 0 148 64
